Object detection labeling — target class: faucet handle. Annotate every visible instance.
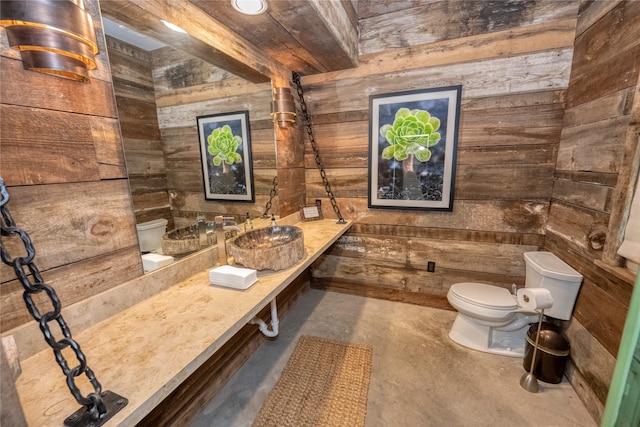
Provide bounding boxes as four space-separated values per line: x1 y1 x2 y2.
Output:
214 215 236 225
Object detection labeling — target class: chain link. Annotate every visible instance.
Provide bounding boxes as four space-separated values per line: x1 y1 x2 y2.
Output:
292 72 347 224
262 176 278 218
0 177 107 420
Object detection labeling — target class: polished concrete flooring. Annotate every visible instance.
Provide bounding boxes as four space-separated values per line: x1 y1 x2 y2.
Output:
191 289 597 427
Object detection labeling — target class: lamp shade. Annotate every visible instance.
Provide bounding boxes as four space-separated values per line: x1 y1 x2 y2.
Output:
271 87 296 128
0 0 99 81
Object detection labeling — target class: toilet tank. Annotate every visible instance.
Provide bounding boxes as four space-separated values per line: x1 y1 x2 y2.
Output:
524 251 583 320
136 218 168 253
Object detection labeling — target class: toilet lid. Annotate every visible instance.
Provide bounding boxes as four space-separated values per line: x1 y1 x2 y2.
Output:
450 283 517 310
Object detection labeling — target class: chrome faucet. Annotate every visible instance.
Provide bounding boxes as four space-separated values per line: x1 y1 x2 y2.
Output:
214 215 242 265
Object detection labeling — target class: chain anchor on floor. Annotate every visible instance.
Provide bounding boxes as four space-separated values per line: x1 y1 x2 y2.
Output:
0 177 128 426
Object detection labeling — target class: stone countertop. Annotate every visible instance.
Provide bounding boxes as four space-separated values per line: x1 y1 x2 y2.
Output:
15 218 352 426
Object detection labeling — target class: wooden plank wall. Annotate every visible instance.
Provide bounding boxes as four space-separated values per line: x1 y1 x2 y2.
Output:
0 0 144 333
152 47 278 228
106 36 173 229
546 0 640 420
307 0 577 310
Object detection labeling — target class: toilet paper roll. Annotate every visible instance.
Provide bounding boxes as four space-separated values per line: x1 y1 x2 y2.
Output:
517 288 554 310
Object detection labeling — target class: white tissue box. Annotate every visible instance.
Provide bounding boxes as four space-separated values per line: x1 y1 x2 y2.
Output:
209 265 258 290
142 253 175 272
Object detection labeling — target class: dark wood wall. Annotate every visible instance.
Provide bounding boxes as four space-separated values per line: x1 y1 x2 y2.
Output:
0 0 144 334
107 36 173 229
308 1 576 304
546 0 640 419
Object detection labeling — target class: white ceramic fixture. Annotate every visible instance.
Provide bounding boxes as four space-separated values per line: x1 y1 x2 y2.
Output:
446 251 582 357
135 218 168 253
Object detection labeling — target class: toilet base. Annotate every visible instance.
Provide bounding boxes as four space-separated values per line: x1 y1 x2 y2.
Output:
448 313 529 358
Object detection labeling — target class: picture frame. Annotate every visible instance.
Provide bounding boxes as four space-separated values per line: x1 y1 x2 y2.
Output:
368 85 462 211
197 110 255 202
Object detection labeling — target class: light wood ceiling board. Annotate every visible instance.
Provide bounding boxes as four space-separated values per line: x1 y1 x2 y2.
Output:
100 0 277 82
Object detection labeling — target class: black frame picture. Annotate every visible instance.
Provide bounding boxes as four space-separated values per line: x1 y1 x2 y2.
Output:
197 110 255 202
368 85 462 211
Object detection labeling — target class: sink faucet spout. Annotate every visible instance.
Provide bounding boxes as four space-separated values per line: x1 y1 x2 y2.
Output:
197 214 207 246
214 216 240 265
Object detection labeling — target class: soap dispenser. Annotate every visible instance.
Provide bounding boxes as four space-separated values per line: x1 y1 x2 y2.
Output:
244 212 253 232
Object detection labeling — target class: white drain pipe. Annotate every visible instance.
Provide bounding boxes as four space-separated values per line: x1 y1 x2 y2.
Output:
249 298 279 338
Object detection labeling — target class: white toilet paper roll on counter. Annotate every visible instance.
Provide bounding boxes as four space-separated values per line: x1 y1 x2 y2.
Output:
517 288 554 310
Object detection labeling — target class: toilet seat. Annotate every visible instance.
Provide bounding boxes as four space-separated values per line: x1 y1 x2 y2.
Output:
449 283 517 310
447 282 521 324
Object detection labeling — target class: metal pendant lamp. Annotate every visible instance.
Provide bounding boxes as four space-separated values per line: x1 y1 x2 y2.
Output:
0 0 99 81
271 87 296 129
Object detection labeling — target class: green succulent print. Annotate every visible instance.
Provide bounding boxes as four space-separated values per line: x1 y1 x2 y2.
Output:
379 107 441 162
207 125 243 166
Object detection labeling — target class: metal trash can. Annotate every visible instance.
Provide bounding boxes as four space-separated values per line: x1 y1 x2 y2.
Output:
523 322 570 384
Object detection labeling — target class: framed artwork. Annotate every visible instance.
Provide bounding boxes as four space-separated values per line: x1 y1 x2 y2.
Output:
368 85 462 211
197 110 254 202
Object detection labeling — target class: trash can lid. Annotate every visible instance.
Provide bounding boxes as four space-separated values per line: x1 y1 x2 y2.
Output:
526 323 570 355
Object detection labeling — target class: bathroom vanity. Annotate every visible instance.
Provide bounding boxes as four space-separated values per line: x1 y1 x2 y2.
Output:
12 215 352 426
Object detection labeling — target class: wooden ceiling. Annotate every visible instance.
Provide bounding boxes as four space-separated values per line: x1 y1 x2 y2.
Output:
100 0 359 83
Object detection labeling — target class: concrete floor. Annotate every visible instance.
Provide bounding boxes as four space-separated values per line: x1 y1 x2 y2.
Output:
190 289 597 427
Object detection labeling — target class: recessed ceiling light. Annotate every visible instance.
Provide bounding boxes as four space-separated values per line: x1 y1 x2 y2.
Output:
161 20 187 33
232 0 268 15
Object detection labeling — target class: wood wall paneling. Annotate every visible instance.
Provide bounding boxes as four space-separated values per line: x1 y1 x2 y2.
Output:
0 56 117 117
0 181 139 275
0 0 143 337
556 116 630 173
0 104 100 185
107 36 173 228
546 0 640 420
302 49 573 115
601 83 640 266
1 247 141 333
566 1 640 108
357 0 578 56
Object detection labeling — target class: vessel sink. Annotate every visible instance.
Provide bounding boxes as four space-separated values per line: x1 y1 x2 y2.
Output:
161 225 214 256
228 226 304 271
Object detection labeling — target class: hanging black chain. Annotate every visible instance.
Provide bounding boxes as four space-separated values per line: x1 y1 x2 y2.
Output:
292 71 347 224
262 176 278 218
0 177 127 426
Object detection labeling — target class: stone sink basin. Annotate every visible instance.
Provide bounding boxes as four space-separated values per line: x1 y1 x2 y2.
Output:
228 226 304 271
161 225 214 256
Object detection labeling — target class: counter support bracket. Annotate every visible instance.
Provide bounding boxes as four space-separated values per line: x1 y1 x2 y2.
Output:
64 391 129 427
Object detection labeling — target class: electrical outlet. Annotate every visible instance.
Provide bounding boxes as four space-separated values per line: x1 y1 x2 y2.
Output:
427 261 436 272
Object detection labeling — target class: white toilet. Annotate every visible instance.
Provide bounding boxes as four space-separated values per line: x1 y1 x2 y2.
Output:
447 251 583 357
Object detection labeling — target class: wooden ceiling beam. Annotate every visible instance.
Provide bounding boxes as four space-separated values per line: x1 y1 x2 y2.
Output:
189 0 358 75
99 0 289 83
306 0 358 69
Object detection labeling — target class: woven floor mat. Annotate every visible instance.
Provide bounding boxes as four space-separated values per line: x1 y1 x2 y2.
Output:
252 335 372 427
